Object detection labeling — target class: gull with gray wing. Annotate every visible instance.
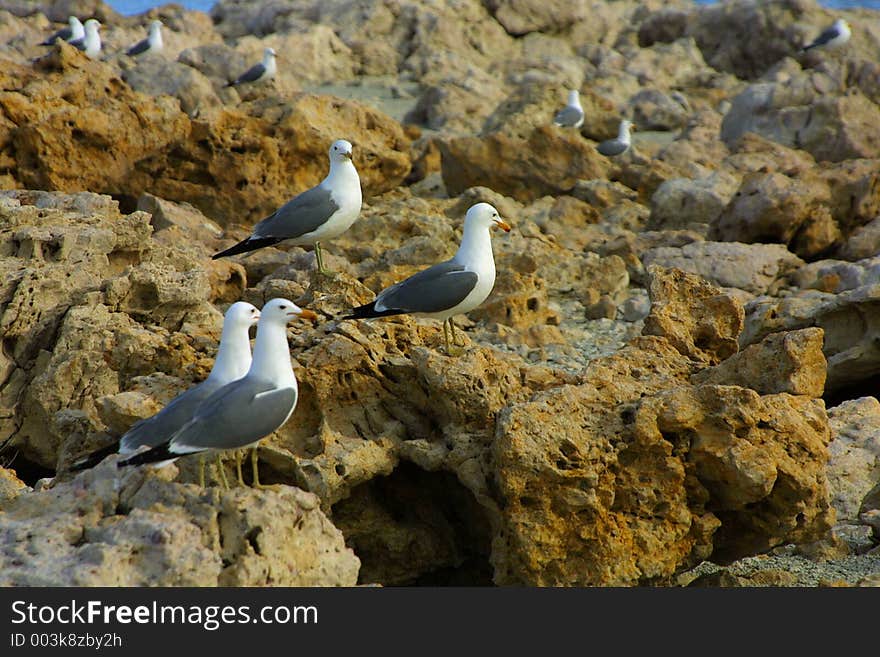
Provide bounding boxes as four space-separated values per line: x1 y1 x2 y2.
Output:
226 47 277 87
597 119 634 157
71 302 260 485
118 298 317 487
343 203 511 354
553 89 584 129
40 16 84 46
69 18 101 59
213 139 362 275
126 20 163 56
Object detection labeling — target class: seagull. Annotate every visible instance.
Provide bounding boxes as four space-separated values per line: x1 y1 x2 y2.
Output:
801 18 851 52
40 16 84 46
71 302 260 486
597 119 634 157
212 139 362 276
126 20 163 57
553 89 584 128
118 298 316 488
68 18 101 60
343 203 511 354
226 47 278 87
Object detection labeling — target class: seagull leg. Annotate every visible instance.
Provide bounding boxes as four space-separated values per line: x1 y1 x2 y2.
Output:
443 319 450 353
315 241 334 277
198 456 206 488
216 454 230 490
251 447 264 488
235 450 245 487
444 318 462 356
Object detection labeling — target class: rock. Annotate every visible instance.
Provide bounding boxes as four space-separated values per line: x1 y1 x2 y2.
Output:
648 172 740 230
789 257 880 294
711 171 839 260
486 0 587 37
0 468 28 507
627 88 689 131
841 218 880 262
827 398 880 525
691 327 827 397
439 127 610 203
120 56 221 117
0 461 359 585
642 241 804 295
741 284 880 393
642 266 744 365
721 80 880 163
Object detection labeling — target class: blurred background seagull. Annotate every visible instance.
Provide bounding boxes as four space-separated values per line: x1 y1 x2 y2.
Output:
597 119 634 157
126 19 163 56
226 46 277 87
344 203 511 354
553 89 584 128
40 16 84 46
801 18 851 52
213 139 362 276
69 18 101 59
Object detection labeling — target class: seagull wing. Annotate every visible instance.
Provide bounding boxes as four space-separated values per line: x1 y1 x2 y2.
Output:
252 185 340 241
374 261 479 314
554 106 584 127
126 38 150 56
229 62 266 86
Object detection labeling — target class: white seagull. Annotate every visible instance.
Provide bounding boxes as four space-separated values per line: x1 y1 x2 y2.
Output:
126 20 164 56
801 18 851 52
69 18 101 60
343 203 511 354
213 139 362 275
72 302 260 484
40 16 84 46
118 298 316 487
597 119 634 157
226 47 278 87
553 89 585 128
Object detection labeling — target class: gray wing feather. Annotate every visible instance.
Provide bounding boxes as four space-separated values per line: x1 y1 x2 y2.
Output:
807 26 840 49
235 63 266 85
253 186 339 240
126 38 150 56
119 379 223 453
554 106 583 127
597 139 628 156
42 27 72 44
169 378 297 453
69 36 86 50
376 261 478 313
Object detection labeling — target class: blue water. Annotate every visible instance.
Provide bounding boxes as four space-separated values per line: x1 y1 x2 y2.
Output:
106 0 879 16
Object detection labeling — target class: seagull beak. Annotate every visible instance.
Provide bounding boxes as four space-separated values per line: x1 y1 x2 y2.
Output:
495 219 512 233
297 309 318 321
343 151 353 159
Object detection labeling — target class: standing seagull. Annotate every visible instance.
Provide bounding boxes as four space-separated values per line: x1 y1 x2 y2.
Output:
226 47 278 87
71 302 260 486
801 18 851 53
597 119 634 157
40 16 84 46
553 89 585 129
213 139 362 276
68 18 101 60
343 203 511 354
118 299 316 488
126 20 164 56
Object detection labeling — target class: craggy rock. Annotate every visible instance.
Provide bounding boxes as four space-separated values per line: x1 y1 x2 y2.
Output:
0 460 360 586
827 398 880 524
439 127 610 203
741 284 880 393
642 241 804 295
642 266 744 365
691 327 827 397
486 0 587 37
648 172 740 230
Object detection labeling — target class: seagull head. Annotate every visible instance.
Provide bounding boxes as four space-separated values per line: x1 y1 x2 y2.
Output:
834 18 849 32
465 202 511 233
262 298 318 324
567 89 580 105
84 19 100 33
69 16 83 29
329 139 354 162
226 301 261 329
150 20 163 33
263 47 277 62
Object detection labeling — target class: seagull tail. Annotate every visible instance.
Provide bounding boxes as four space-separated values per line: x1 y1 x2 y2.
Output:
69 442 120 472
212 236 282 259
117 442 177 468
225 79 238 88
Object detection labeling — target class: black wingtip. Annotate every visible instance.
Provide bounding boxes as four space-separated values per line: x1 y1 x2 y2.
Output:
212 236 281 260
117 442 176 468
342 302 404 321
69 442 120 472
